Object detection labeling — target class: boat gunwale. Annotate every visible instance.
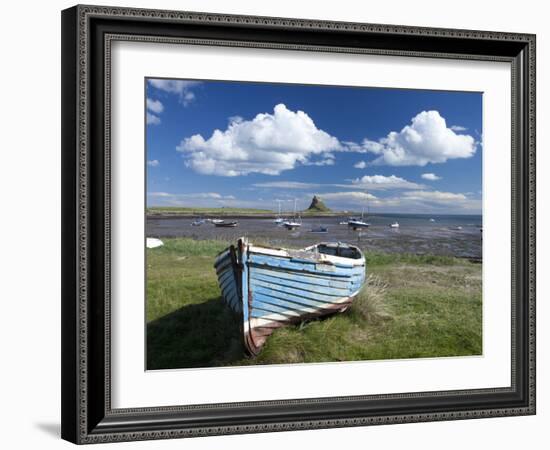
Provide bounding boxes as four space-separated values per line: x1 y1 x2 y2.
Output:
249 245 365 267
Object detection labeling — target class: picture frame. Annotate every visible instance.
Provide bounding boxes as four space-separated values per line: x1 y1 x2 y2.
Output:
61 4 536 444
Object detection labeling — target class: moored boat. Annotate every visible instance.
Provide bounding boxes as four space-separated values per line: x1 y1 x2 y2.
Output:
310 225 328 233
273 200 284 224
282 199 302 230
348 219 370 230
214 221 238 227
283 220 302 230
214 238 366 355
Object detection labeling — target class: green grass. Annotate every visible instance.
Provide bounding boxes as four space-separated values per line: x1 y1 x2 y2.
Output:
146 238 482 369
147 206 348 216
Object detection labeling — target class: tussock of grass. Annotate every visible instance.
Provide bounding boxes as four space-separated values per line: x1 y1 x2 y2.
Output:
352 275 393 324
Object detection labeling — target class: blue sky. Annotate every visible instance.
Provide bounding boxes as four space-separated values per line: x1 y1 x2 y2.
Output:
146 79 482 214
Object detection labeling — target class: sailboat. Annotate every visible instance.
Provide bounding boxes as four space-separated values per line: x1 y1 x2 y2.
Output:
348 207 370 230
283 199 302 230
273 200 285 225
348 191 371 230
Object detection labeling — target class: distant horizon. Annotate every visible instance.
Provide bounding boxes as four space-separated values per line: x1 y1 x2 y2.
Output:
147 204 482 217
146 79 482 215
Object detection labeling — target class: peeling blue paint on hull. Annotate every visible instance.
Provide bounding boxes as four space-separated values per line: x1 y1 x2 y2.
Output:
214 238 366 355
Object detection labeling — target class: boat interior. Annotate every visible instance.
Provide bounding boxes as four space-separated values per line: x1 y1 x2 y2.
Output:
314 243 363 259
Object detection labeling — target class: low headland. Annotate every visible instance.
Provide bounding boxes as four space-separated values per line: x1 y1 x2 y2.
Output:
147 196 344 218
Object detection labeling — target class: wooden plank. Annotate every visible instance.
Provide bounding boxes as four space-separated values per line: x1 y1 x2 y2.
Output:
250 278 349 300
251 266 353 288
249 253 364 277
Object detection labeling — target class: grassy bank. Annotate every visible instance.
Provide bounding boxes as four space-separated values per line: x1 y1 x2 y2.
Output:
146 206 348 217
146 238 482 369
147 206 273 216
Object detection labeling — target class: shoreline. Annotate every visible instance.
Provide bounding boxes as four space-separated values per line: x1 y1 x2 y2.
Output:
146 236 483 264
146 216 482 261
147 212 345 219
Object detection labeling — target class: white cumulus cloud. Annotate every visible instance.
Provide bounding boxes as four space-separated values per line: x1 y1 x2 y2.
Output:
421 173 442 181
177 103 343 176
146 98 164 125
403 190 467 202
148 79 201 105
146 112 161 125
354 161 367 169
320 191 377 202
350 174 423 190
146 98 164 114
313 191 378 212
147 159 160 167
360 110 477 166
253 181 322 189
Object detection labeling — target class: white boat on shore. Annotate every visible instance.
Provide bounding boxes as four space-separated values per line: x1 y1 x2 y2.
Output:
389 222 400 228
146 237 164 249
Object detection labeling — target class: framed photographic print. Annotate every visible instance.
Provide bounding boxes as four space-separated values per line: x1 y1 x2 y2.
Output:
61 4 536 444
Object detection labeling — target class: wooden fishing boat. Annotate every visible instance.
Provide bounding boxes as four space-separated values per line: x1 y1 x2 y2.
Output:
214 238 366 355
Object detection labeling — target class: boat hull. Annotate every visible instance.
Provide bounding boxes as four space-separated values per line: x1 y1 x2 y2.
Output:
283 223 301 230
348 221 369 230
214 239 366 355
214 222 238 227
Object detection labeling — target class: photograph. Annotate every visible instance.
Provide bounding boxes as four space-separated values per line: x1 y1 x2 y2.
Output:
145 78 483 370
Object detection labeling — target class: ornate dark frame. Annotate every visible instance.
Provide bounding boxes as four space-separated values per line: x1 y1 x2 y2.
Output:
61 4 536 444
